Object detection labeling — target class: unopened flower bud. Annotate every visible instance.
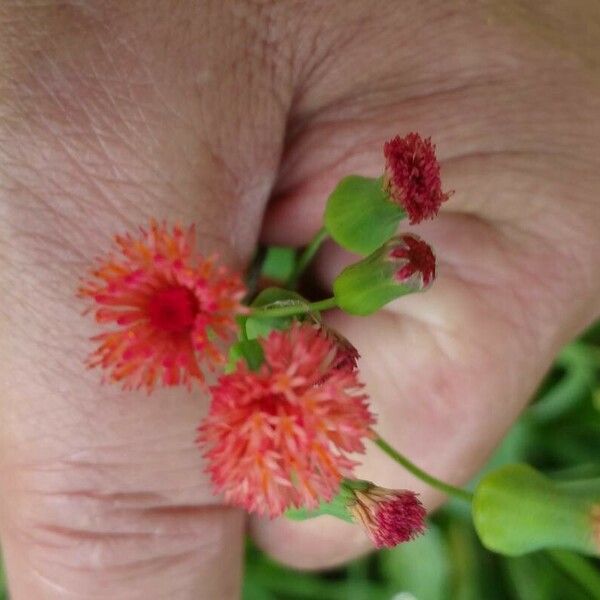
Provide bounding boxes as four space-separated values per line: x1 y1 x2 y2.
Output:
343 480 426 548
473 464 600 557
333 234 436 315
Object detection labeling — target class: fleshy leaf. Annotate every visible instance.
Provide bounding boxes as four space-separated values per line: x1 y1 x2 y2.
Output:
324 175 404 255
473 464 600 557
226 339 264 372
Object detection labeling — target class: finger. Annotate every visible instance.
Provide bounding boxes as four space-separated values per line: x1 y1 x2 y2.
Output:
0 3 288 597
253 201 600 566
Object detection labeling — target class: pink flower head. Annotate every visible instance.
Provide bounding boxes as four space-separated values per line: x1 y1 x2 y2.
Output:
383 133 452 224
347 484 426 548
79 220 246 392
388 234 436 290
198 323 375 517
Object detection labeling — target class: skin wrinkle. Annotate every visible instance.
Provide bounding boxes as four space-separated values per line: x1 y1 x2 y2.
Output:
488 0 600 71
286 3 504 117
22 545 229 598
226 2 295 110
384 285 530 404
5 462 241 590
408 217 576 362
1 115 236 257
12 488 231 544
2 112 170 235
296 3 401 104
273 85 577 202
497 213 600 329
38 549 206 578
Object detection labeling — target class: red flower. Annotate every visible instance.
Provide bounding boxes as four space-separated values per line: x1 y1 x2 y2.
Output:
79 221 246 392
383 133 452 224
199 323 375 517
346 484 426 548
389 234 436 290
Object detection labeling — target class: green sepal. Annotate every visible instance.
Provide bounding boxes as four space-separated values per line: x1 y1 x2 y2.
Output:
284 479 373 524
333 241 416 315
285 498 353 524
245 287 313 338
226 339 264 373
251 287 311 310
231 288 317 371
324 175 405 256
473 464 600 557
285 491 353 524
261 246 296 282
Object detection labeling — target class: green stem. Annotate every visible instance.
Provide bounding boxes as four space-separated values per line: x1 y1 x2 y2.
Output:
250 297 338 320
546 549 600 599
374 435 473 503
287 227 329 288
244 245 267 301
239 318 249 342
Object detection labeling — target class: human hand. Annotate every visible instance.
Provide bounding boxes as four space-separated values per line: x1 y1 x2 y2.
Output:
1 2 599 598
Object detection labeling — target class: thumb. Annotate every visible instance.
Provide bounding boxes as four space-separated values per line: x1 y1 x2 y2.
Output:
0 4 287 598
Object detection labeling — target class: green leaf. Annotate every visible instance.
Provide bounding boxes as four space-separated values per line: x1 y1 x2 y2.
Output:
251 287 311 310
528 344 597 423
546 550 600 599
473 464 600 557
227 339 265 372
285 482 357 524
285 495 353 524
503 554 557 600
261 246 297 282
324 175 404 255
246 287 313 338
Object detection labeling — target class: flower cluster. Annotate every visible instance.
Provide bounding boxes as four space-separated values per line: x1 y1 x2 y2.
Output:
80 132 454 549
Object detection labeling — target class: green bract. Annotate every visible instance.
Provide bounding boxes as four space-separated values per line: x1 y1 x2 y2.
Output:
285 479 372 523
333 239 417 315
473 464 600 557
226 339 264 372
244 287 312 338
324 175 404 255
230 288 311 372
285 494 353 524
